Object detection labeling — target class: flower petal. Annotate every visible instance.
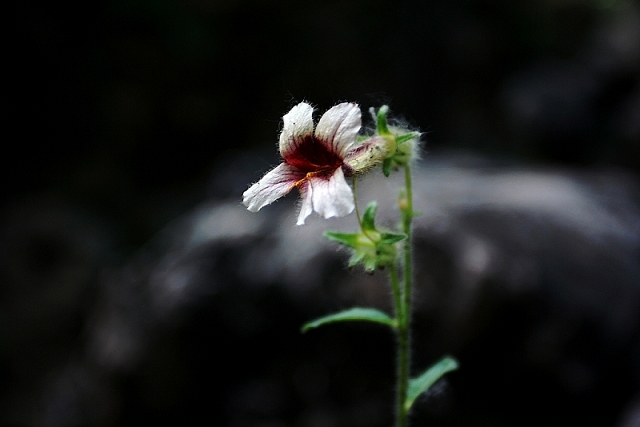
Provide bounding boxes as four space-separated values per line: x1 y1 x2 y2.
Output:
309 167 354 219
243 163 304 212
314 102 361 158
279 102 314 159
296 181 313 225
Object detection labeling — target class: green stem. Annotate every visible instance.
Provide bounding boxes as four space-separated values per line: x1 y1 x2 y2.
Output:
353 176 363 231
389 263 403 330
394 164 414 427
389 262 407 427
396 288 409 427
402 164 414 332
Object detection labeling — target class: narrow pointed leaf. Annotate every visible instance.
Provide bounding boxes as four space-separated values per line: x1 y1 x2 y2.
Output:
301 307 396 332
362 201 378 231
405 357 459 411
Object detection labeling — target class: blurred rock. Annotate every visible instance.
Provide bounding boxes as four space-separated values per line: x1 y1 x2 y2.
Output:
2 153 638 426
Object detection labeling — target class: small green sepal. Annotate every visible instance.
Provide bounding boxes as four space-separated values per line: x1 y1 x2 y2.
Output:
380 232 407 244
382 158 392 177
376 105 391 135
347 250 366 268
405 356 459 411
363 256 377 272
324 231 361 249
395 132 420 145
369 105 420 175
301 307 397 332
325 200 406 272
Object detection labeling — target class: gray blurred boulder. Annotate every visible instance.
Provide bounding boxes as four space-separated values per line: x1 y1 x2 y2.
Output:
2 153 639 427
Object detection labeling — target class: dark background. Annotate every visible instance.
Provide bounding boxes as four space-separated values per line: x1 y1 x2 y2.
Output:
4 0 640 426
10 0 639 247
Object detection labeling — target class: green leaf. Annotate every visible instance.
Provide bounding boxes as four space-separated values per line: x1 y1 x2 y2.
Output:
376 105 390 135
362 201 378 231
405 357 459 411
324 231 360 249
380 232 407 244
301 307 396 332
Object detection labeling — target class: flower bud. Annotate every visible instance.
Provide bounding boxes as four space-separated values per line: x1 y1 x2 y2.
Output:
343 136 391 175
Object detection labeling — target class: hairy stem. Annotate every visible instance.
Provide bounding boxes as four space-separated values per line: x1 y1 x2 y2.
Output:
402 163 414 349
389 263 403 330
394 164 414 427
396 292 409 427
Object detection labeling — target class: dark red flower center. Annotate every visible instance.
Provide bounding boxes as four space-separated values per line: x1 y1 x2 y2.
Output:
285 135 343 173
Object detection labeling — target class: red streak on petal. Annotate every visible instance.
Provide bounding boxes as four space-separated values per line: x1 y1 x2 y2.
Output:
294 169 334 188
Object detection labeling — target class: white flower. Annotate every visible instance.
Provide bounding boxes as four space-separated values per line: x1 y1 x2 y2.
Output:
243 102 384 225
